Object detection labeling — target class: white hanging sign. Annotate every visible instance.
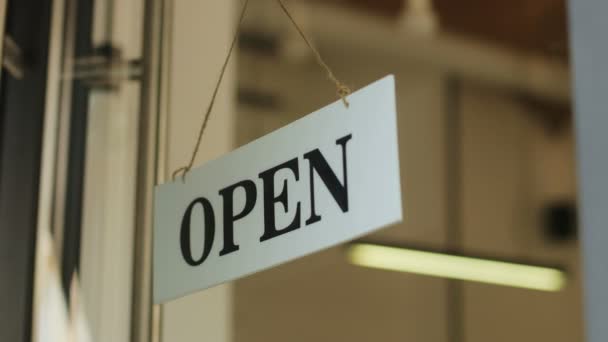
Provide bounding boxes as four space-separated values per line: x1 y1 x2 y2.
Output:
154 75 402 303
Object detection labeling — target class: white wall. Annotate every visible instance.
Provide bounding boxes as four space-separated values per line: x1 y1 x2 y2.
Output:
160 0 237 341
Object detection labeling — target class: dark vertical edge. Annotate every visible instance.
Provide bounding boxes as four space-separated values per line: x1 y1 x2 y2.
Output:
443 75 464 342
0 0 53 341
59 0 93 298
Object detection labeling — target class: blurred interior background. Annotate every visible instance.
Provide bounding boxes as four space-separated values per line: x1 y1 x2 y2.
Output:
0 0 583 341
233 1 579 342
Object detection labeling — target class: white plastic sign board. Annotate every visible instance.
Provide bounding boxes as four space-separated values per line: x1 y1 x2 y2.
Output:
154 75 402 303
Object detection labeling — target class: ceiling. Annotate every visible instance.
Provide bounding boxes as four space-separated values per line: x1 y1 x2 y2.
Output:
309 0 569 59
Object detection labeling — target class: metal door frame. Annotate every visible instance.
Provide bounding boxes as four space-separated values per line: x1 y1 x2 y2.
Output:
0 1 54 341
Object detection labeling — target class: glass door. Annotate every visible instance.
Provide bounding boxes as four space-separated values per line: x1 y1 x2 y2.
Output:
32 0 147 341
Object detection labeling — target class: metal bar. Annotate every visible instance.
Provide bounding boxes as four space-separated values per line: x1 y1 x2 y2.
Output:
130 0 164 340
151 0 174 340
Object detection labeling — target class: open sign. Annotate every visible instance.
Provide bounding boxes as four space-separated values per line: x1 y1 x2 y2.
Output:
154 75 402 303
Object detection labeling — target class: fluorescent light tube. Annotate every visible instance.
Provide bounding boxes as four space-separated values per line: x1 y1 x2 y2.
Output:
347 243 566 292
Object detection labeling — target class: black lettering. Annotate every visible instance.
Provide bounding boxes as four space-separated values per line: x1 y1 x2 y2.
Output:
303 134 352 225
258 158 302 242
218 180 257 256
180 198 215 266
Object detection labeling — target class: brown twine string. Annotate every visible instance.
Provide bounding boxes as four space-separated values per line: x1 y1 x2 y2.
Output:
173 0 350 182
276 0 352 107
172 0 250 182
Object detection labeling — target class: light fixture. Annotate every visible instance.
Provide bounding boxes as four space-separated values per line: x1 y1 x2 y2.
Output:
347 243 566 292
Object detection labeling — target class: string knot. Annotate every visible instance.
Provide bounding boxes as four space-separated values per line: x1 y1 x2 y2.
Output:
336 82 351 107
